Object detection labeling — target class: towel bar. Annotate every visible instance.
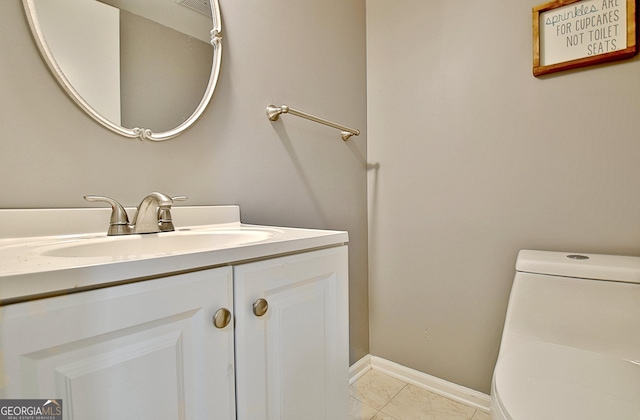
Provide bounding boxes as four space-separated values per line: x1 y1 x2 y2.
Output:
266 104 360 141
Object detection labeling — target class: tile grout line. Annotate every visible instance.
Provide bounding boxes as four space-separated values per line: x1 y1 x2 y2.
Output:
389 382 408 401
376 383 408 419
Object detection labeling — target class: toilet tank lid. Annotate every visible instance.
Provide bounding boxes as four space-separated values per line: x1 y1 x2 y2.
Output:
516 250 640 284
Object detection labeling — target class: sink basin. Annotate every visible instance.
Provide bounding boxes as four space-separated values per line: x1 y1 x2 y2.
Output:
39 228 279 258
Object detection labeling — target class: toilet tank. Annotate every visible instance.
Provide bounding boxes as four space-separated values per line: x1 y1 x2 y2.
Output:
499 250 640 363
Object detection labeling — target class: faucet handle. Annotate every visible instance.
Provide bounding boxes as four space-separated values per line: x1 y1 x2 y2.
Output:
84 195 131 236
157 195 188 232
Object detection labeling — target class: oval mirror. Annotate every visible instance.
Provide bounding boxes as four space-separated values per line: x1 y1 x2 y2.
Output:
23 0 222 141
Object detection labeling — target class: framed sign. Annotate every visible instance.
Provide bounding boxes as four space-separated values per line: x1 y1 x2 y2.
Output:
533 0 637 76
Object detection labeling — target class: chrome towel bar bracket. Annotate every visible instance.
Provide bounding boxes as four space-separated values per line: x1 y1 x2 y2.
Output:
266 104 360 141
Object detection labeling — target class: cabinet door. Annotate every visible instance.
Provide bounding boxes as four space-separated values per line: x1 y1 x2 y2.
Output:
0 267 235 420
234 246 349 420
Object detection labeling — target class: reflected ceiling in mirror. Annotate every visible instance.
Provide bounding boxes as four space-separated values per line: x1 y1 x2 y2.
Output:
23 0 222 141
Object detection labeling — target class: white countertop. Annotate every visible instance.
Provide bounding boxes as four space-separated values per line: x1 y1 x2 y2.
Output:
0 206 348 304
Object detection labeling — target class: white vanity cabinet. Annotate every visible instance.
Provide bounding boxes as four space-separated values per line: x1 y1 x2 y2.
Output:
0 267 236 420
234 246 349 420
0 246 348 420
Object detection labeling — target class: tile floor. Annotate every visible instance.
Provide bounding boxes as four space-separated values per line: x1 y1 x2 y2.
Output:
349 369 491 420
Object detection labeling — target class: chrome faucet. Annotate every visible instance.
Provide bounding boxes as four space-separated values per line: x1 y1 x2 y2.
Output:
85 192 187 235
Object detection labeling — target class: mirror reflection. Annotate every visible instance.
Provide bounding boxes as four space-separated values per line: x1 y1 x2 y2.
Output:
24 0 222 140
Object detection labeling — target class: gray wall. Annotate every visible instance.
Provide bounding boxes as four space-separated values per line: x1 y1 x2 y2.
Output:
0 0 368 363
367 0 640 394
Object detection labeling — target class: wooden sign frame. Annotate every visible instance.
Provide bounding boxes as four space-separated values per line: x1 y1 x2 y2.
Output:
533 0 637 76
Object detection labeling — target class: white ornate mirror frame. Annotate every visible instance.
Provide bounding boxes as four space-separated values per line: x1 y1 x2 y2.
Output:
22 0 222 141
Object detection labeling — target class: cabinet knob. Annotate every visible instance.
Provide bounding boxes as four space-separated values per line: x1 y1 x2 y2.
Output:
252 298 269 317
213 308 232 329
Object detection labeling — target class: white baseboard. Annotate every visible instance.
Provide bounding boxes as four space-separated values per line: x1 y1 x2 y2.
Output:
349 355 491 413
349 354 372 385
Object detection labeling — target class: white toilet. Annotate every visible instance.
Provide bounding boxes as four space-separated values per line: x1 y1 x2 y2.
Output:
491 250 640 420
